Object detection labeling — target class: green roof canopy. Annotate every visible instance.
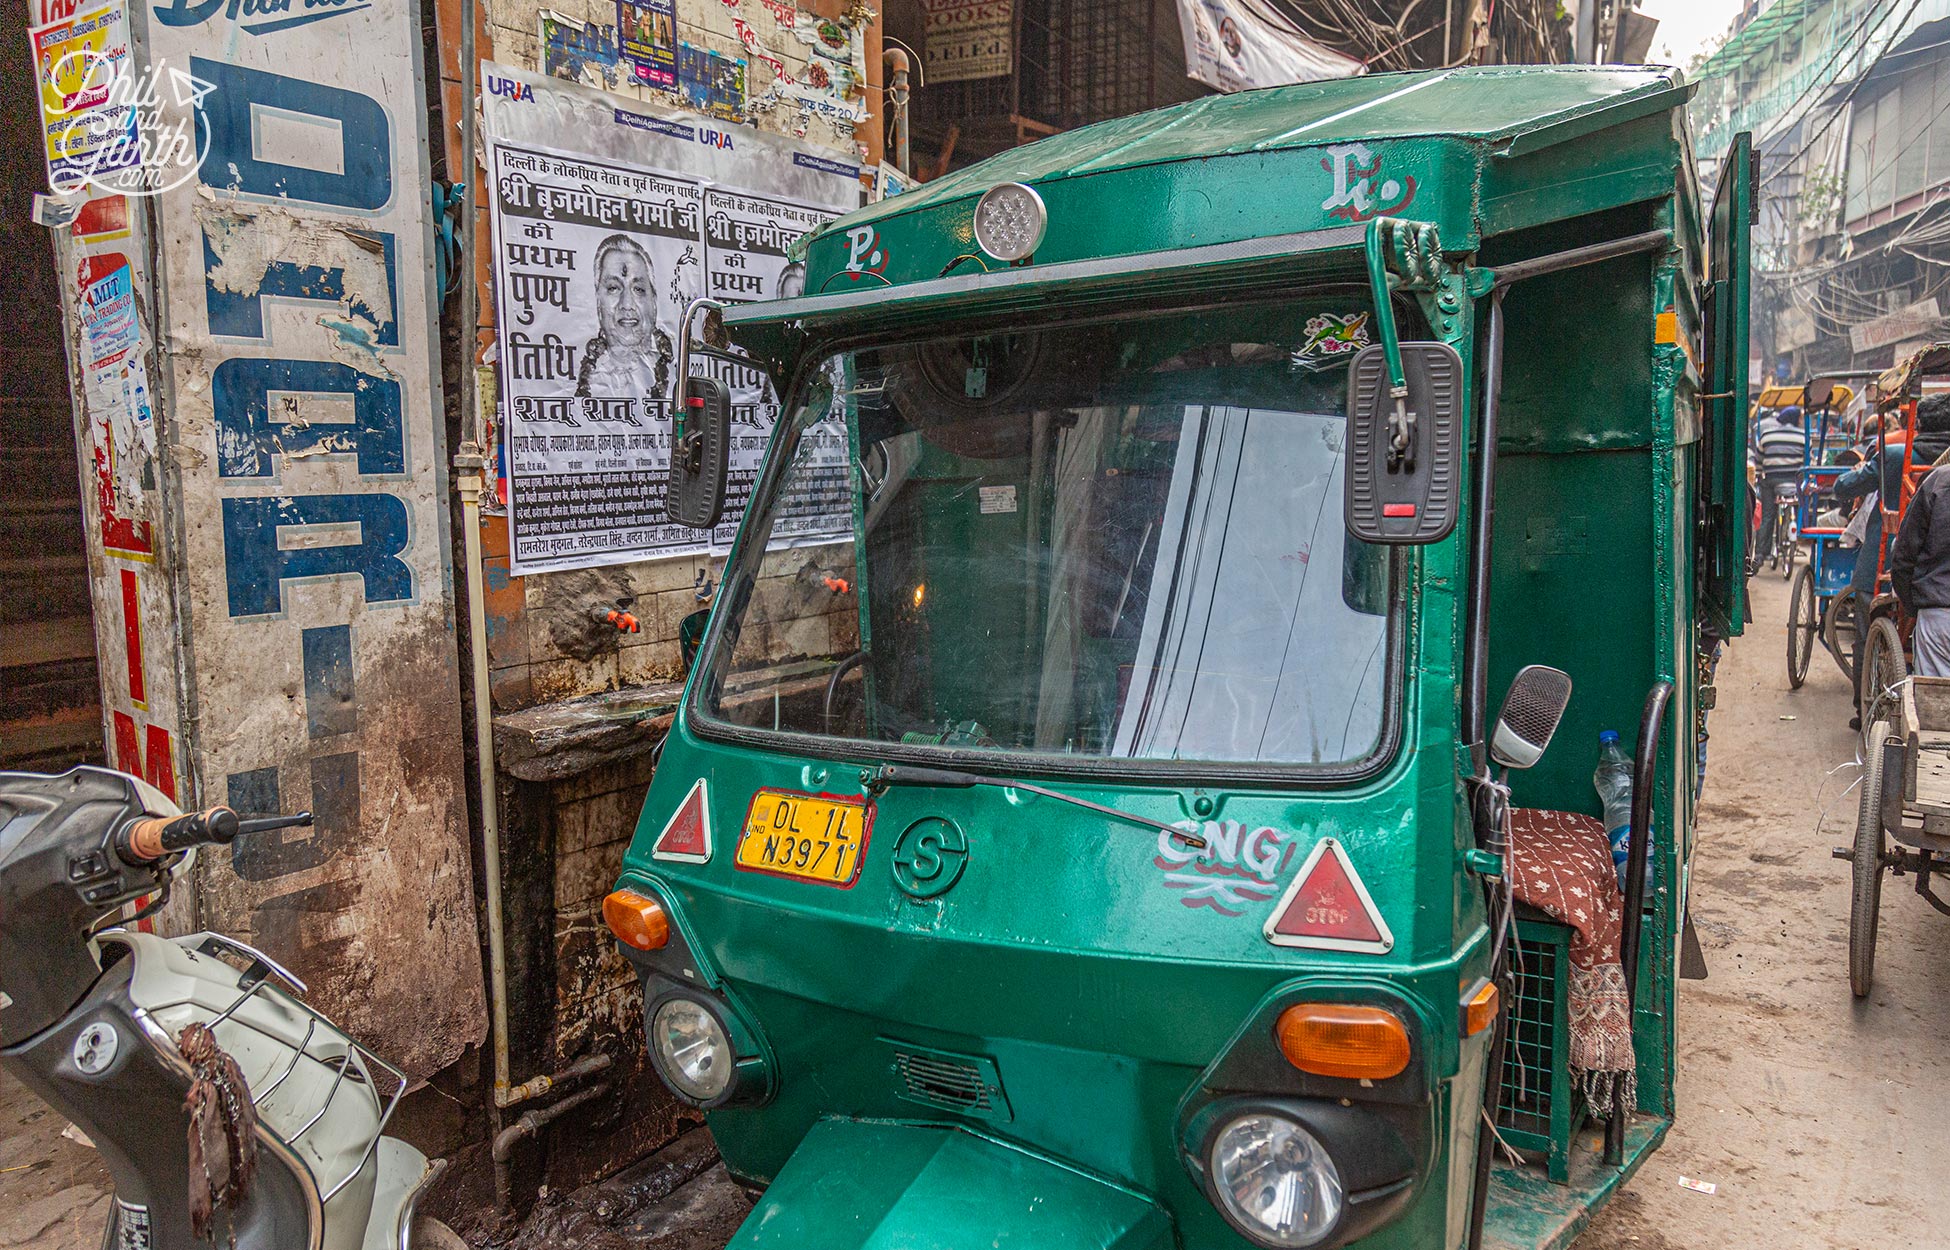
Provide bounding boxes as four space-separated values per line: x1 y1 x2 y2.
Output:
1697 0 1816 77
835 65 1689 237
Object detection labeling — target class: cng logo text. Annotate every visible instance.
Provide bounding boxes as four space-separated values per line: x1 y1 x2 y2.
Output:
1154 821 1297 916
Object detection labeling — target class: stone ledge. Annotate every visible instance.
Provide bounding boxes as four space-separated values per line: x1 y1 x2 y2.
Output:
492 682 685 783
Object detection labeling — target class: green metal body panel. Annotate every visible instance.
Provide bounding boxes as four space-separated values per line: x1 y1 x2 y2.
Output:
726 1120 1173 1250
617 66 1750 1250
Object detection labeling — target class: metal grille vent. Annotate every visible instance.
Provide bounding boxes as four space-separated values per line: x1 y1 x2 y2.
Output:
893 1050 992 1113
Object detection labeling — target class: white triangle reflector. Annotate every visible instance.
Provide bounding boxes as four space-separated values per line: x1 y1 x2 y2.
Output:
651 778 712 864
1263 836 1394 954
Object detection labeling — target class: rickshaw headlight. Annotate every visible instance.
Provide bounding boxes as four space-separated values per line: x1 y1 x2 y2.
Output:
650 997 733 1102
1208 1112 1344 1247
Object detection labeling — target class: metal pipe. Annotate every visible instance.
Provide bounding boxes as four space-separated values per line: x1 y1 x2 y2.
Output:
1489 230 1669 290
500 1051 612 1109
1460 288 1507 759
1606 678 1673 1166
450 0 528 1119
1462 289 1507 1250
882 48 911 177
491 1080 612 1214
672 297 729 411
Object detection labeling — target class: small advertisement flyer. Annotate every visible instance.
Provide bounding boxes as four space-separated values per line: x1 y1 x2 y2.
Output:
618 0 678 88
29 0 140 193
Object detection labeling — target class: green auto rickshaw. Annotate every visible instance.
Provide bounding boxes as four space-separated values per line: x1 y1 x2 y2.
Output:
604 65 1750 1250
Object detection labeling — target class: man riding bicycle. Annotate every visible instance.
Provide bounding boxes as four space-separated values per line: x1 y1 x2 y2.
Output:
1753 404 1807 568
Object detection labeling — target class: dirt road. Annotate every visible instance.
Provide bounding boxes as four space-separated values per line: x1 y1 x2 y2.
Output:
1574 570 1950 1250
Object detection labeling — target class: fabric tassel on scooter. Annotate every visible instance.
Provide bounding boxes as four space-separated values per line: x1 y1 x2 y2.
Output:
179 1022 259 1241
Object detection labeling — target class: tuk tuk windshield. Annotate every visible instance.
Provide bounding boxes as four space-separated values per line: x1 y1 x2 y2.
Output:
696 302 1399 774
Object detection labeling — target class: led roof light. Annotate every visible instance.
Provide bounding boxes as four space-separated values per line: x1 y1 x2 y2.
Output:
973 182 1048 263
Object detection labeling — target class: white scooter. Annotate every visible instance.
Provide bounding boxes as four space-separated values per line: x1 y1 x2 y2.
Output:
0 765 457 1250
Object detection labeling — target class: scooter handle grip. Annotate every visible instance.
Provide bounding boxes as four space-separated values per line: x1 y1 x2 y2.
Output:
124 807 241 862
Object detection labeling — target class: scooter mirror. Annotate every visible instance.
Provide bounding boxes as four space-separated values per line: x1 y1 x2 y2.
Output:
1490 664 1573 771
1344 340 1464 545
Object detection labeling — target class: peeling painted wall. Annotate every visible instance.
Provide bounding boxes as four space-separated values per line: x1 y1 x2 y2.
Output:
135 0 486 1077
47 192 190 824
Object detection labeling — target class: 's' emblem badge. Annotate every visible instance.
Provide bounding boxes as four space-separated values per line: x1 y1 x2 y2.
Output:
891 817 968 899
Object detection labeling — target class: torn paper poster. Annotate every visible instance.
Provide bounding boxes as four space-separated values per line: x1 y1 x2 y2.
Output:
1175 0 1363 93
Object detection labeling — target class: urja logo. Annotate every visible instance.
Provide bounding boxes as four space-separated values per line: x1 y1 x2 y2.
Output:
486 76 535 103
1320 143 1417 224
1153 820 1297 916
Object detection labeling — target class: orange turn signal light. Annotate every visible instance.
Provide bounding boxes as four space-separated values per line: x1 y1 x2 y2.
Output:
603 889 670 950
1462 979 1500 1037
1275 1003 1412 1080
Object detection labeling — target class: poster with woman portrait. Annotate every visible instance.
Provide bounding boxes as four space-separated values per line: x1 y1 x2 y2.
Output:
492 143 710 574
490 140 848 574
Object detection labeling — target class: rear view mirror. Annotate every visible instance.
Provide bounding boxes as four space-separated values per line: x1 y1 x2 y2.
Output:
1344 341 1463 544
1490 665 1573 771
1805 377 1838 411
668 376 730 529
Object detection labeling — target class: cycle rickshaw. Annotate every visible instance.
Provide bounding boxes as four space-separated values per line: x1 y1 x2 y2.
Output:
1785 377 1865 688
1845 345 1950 997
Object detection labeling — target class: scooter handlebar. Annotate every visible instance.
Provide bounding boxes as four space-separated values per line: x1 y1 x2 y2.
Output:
121 806 241 863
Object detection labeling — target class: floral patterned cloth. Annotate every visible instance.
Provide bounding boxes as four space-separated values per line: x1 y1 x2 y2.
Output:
1509 808 1636 1109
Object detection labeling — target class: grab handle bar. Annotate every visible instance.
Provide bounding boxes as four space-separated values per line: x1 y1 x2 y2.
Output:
1606 678 1672 1166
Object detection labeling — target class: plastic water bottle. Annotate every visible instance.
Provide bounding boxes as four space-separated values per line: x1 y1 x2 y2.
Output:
1593 731 1650 894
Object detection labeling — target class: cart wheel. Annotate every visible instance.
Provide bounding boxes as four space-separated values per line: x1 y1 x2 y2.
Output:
1861 616 1908 733
1850 722 1893 998
1781 524 1799 580
1787 565 1816 689
1824 590 1859 687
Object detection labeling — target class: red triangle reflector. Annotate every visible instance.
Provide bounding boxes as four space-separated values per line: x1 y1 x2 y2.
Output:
1264 837 1394 954
652 778 712 863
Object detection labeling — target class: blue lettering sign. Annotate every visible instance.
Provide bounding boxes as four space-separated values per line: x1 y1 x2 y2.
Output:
221 494 414 616
213 359 404 478
194 57 391 209
155 0 372 37
204 229 399 346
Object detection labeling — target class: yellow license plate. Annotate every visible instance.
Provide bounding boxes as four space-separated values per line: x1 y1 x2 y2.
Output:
735 790 870 887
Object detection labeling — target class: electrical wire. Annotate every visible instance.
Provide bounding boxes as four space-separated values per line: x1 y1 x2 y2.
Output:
1762 0 1930 189
1748 0 1910 159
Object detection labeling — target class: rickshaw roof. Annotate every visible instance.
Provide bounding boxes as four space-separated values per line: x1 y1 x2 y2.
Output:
820 65 1691 239
1878 343 1950 398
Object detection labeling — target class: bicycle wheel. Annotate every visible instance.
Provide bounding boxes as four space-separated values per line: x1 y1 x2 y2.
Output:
1850 722 1892 998
1861 616 1907 734
1787 565 1816 689
1823 589 1859 687
1779 504 1798 579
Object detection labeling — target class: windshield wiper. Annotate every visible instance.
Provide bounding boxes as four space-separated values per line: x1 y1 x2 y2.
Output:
860 764 1207 849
